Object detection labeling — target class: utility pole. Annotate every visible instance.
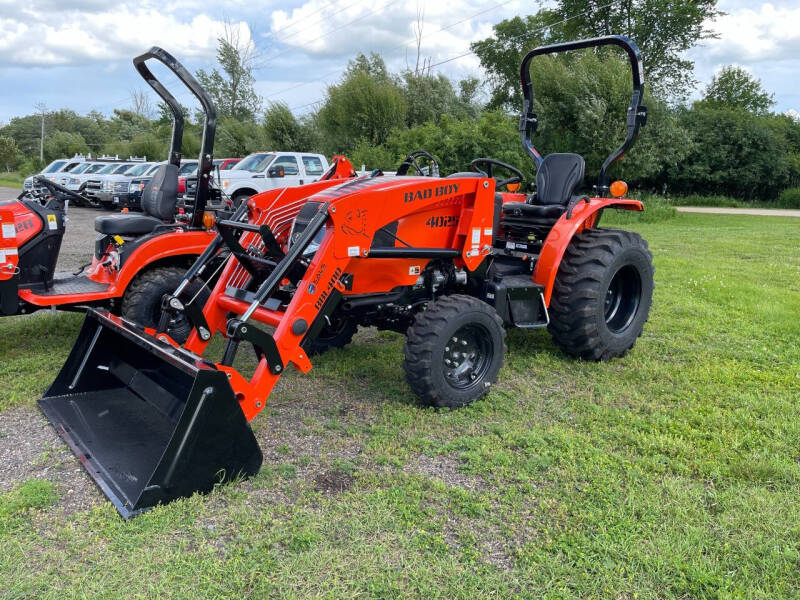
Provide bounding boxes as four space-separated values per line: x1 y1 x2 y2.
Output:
34 102 46 163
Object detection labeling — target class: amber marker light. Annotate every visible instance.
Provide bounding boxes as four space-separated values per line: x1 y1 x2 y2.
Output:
609 180 628 197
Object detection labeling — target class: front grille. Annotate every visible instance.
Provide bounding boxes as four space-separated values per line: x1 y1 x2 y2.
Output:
114 182 128 193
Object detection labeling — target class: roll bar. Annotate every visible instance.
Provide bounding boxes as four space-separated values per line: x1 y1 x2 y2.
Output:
518 35 648 194
133 47 217 227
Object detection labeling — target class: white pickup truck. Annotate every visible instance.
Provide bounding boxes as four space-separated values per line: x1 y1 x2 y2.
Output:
220 151 329 205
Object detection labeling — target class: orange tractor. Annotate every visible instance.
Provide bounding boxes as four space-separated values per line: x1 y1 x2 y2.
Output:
40 35 654 517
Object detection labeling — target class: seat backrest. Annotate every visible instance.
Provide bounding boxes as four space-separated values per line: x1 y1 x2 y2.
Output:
141 164 179 220
535 153 585 206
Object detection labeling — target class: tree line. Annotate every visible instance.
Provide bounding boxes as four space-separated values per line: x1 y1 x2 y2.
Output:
1 0 798 202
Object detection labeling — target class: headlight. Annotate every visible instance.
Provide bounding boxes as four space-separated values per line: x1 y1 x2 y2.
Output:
103 181 113 191
69 178 79 185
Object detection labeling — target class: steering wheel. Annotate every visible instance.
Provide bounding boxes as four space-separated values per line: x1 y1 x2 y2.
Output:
396 150 440 177
32 175 86 205
469 158 524 189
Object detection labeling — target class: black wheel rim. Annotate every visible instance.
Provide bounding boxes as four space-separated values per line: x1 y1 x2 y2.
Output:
442 323 493 390
604 264 642 334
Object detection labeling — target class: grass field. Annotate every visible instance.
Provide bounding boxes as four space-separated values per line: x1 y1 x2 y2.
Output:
1 212 799 599
0 173 24 189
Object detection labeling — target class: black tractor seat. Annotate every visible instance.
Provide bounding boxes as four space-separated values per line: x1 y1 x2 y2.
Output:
501 153 585 232
94 163 179 237
95 214 165 235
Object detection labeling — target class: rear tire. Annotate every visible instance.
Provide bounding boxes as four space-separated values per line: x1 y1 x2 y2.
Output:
122 266 210 344
403 295 506 409
547 228 654 360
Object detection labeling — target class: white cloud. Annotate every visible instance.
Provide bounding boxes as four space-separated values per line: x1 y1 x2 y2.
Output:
687 1 800 111
262 0 518 71
699 3 800 64
0 4 250 67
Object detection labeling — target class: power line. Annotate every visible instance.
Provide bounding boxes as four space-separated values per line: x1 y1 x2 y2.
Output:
261 0 370 47
288 0 621 112
259 0 406 65
262 0 518 102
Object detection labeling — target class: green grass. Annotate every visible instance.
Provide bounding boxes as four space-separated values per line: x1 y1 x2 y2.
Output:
0 172 24 189
662 192 800 210
1 212 800 598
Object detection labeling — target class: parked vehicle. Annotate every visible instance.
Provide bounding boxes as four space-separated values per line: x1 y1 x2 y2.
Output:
220 152 329 206
215 157 241 171
23 154 92 192
60 160 119 196
121 163 164 210
83 161 141 206
95 161 158 209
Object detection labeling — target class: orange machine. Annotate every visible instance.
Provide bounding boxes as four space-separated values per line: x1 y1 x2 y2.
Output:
40 35 655 517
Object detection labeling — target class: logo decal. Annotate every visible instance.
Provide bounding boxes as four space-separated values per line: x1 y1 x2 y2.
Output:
341 208 368 238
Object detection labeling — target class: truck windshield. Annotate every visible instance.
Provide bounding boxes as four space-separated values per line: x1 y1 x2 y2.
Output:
42 160 67 173
69 163 94 174
97 164 118 174
234 153 275 173
125 163 152 176
112 164 133 174
180 162 198 175
87 164 106 173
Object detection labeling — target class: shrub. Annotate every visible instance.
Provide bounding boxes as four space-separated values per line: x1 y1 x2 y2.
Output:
777 187 800 209
602 193 677 225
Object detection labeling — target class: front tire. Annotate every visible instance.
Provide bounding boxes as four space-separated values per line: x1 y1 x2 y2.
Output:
122 266 210 344
403 295 506 409
548 228 654 360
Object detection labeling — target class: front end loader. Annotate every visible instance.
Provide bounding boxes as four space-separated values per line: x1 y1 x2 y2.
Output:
40 35 655 517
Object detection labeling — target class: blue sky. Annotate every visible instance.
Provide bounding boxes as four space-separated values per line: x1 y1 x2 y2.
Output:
0 0 798 122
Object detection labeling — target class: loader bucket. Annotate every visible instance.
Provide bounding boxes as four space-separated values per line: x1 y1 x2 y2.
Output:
38 309 262 518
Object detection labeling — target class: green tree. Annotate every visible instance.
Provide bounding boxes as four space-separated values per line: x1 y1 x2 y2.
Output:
700 66 775 114
473 2 720 108
215 116 268 158
400 72 481 127
353 111 528 175
317 53 407 153
670 105 791 200
470 12 562 108
196 24 262 121
263 102 321 151
43 131 89 161
0 136 19 171
555 0 720 96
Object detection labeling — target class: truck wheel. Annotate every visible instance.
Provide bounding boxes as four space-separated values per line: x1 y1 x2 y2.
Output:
122 266 210 344
304 315 357 356
403 294 506 409
547 228 654 360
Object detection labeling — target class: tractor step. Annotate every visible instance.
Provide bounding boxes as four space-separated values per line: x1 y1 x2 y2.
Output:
38 309 262 518
32 273 109 296
485 275 548 328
